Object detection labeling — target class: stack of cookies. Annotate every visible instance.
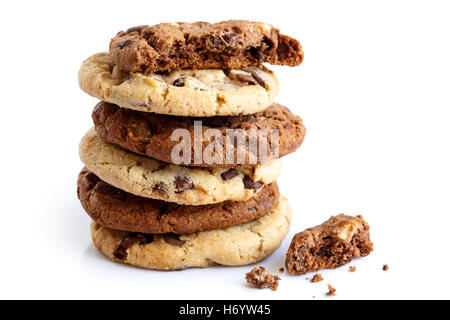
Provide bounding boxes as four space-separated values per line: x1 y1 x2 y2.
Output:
77 20 305 270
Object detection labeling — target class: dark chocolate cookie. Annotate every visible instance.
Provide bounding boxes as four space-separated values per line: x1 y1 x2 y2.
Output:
110 20 303 73
92 101 306 167
78 168 279 234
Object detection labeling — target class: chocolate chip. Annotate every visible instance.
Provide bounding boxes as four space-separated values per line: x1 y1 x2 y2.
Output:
295 248 307 268
174 176 194 193
235 73 259 86
119 39 133 49
113 243 128 260
172 78 186 87
242 68 266 89
162 234 186 247
152 183 167 194
126 25 145 34
96 183 127 201
85 172 100 184
221 169 238 181
243 175 263 191
212 35 223 45
222 32 238 44
113 233 154 260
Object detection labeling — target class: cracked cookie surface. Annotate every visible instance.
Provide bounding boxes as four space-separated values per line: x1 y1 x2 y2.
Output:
93 101 306 168
79 128 282 205
109 20 304 73
78 53 280 117
91 195 292 270
78 168 280 234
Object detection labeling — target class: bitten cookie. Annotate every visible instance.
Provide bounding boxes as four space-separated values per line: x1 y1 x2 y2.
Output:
110 20 304 73
91 195 292 270
79 128 282 205
78 168 280 234
93 101 306 167
285 214 374 275
78 53 280 117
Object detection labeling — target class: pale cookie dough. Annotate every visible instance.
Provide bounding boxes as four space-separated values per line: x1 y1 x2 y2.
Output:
78 53 280 117
79 128 282 205
91 195 292 270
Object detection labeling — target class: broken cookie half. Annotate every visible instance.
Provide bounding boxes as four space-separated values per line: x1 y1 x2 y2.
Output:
285 214 373 275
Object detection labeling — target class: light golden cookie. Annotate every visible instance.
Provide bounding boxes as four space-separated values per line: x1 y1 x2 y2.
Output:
91 195 292 270
79 128 282 205
78 53 280 117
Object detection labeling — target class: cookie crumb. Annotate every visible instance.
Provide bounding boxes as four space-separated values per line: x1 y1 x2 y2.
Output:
326 284 336 296
246 266 280 291
311 273 324 283
279 267 285 273
349 266 356 272
383 264 389 271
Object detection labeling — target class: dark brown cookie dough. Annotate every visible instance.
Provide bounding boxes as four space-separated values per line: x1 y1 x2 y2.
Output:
92 101 306 168
77 168 279 235
285 214 374 275
110 20 304 73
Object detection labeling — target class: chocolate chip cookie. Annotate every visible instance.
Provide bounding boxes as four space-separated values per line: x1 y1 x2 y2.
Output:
91 195 292 270
110 20 304 74
79 128 282 205
78 168 280 234
92 101 306 167
285 214 374 275
78 53 279 117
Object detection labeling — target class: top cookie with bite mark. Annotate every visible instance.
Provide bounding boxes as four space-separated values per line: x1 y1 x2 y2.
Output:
110 20 304 74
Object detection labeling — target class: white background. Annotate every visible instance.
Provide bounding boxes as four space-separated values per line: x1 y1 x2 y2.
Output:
1 0 449 299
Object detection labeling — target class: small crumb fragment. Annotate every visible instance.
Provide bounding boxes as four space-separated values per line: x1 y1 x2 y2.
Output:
383 264 389 271
279 267 285 273
349 266 356 272
326 284 336 296
246 266 280 291
311 273 324 283
305 277 309 281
